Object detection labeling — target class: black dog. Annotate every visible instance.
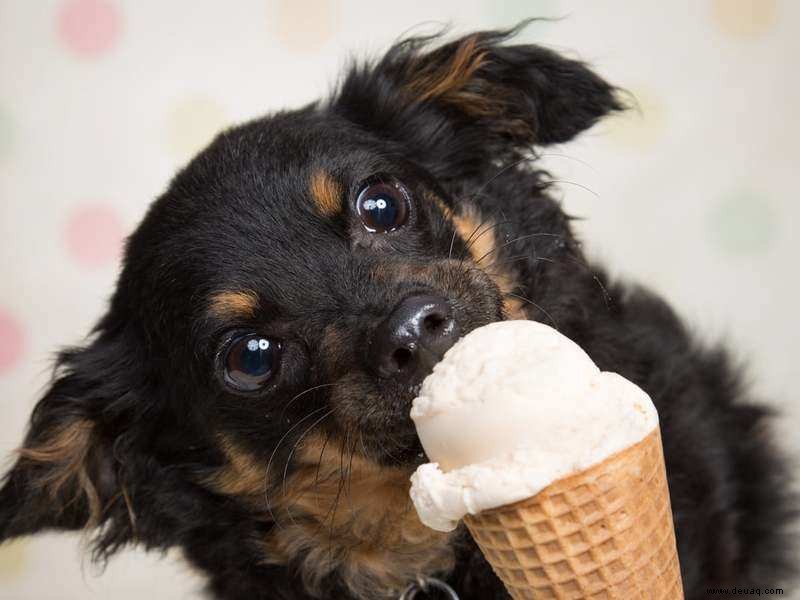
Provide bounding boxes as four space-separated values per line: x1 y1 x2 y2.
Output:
0 26 794 599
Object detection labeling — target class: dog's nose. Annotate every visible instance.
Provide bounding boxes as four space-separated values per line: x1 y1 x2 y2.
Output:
369 295 460 381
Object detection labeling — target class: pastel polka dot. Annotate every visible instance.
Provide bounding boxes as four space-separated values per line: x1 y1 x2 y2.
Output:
605 87 667 152
165 96 227 163
0 539 29 582
711 0 778 38
487 0 561 35
707 191 777 256
57 0 122 58
64 204 125 268
0 309 25 374
273 0 337 53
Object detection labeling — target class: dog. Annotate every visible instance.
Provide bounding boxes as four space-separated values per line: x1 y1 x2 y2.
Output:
0 25 795 599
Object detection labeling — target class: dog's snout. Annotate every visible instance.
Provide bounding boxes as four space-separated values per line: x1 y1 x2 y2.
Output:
369 294 459 381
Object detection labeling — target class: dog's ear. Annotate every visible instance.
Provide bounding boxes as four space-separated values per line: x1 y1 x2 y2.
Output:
0 327 138 548
332 25 624 175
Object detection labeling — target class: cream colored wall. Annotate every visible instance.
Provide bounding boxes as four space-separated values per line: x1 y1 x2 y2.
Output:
0 1 797 598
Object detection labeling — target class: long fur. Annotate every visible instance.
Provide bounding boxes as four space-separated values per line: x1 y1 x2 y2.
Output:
1 25 795 599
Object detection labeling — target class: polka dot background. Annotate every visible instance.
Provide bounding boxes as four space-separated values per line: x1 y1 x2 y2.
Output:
711 0 779 38
165 96 229 163
0 309 25 374
64 204 126 267
57 0 123 58
0 1 798 598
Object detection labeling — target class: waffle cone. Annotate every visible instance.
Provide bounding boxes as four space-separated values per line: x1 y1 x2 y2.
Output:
464 428 683 599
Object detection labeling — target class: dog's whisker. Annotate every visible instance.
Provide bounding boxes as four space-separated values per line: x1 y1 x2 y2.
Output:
325 432 351 557
545 178 600 199
457 218 514 271
480 251 562 278
483 249 612 319
447 226 458 260
504 291 559 330
305 431 346 541
469 153 541 203
561 255 613 309
470 153 599 208
310 428 333 516
281 408 335 528
474 232 566 266
343 433 359 519
313 429 332 489
463 219 515 257
513 252 612 309
361 407 404 465
279 382 337 419
481 253 538 270
537 151 599 173
263 405 329 528
357 430 370 461
456 216 491 263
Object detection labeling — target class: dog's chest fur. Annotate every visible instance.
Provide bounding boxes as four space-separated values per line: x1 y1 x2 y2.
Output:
210 435 455 598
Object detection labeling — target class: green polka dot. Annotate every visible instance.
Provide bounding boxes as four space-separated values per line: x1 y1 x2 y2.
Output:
0 538 29 582
707 191 777 256
485 0 562 37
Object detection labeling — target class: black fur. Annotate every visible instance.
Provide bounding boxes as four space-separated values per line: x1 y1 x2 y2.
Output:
1 25 795 599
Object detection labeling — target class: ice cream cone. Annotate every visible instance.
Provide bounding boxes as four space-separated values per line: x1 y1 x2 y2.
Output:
463 428 683 599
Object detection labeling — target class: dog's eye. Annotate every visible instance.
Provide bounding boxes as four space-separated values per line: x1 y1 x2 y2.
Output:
223 334 282 392
355 176 410 233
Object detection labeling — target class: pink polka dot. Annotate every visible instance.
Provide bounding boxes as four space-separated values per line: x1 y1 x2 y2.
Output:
65 204 125 268
0 310 25 374
57 0 122 58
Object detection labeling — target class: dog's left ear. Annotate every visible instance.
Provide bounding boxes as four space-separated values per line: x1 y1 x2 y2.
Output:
0 329 138 547
332 25 624 173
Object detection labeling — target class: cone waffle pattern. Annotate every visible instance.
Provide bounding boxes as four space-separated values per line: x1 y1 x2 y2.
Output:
464 428 683 599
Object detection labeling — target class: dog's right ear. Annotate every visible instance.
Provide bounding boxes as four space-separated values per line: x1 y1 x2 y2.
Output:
331 24 624 178
0 328 138 548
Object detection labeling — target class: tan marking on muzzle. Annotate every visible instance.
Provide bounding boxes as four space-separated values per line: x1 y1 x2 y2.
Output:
206 435 265 498
451 205 526 320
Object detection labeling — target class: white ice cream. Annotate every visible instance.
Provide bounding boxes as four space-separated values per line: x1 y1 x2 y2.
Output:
409 320 658 532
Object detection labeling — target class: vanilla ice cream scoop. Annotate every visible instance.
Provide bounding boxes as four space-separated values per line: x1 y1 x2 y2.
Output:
409 320 658 532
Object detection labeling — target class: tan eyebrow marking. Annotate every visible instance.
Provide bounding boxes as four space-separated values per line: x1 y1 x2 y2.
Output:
208 290 259 319
310 169 343 217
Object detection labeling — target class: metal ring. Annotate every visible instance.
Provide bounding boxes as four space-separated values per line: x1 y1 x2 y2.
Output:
398 576 460 600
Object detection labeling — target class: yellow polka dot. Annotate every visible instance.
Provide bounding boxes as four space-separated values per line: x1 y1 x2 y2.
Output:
0 539 29 582
272 0 337 53
165 96 228 163
604 88 667 152
711 0 778 38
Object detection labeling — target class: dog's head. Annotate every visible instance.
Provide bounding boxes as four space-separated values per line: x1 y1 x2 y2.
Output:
1 26 621 598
